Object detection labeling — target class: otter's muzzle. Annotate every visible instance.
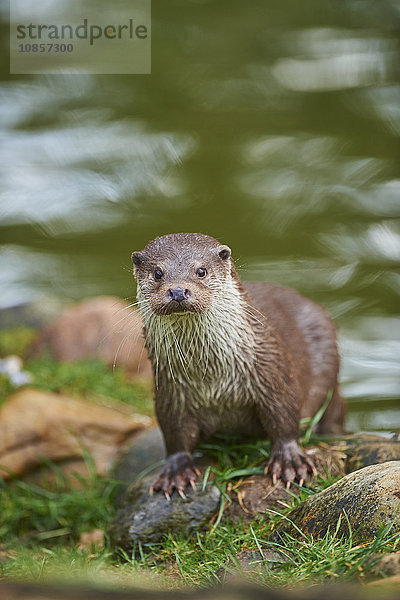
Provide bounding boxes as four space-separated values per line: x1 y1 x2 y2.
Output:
167 288 191 303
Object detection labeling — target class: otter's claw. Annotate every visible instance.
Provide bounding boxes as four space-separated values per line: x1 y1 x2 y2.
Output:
151 451 199 498
265 440 315 487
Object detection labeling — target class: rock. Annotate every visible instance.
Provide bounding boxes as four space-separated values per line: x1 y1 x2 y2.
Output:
0 298 65 330
109 440 347 555
112 427 166 506
271 462 400 543
338 434 400 472
216 548 290 583
77 529 105 552
0 388 151 480
224 443 346 522
369 551 400 577
109 473 221 554
109 434 398 556
113 435 346 522
234 548 289 569
29 296 152 376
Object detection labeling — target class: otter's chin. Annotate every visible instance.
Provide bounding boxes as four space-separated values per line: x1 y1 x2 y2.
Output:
156 300 198 316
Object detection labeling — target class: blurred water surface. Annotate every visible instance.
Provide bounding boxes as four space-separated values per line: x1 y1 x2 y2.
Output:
1 0 399 432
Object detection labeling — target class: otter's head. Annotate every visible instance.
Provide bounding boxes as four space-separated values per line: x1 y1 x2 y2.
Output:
132 233 234 316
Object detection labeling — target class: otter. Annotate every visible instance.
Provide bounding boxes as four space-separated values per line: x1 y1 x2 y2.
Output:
131 233 345 497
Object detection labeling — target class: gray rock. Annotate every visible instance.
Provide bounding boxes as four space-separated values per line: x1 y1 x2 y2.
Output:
110 432 400 558
113 430 348 517
112 427 166 507
109 473 221 555
0 298 65 330
271 461 400 543
216 548 290 583
339 434 400 472
369 551 400 577
223 443 347 524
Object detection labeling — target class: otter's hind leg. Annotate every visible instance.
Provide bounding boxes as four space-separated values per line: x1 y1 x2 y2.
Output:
297 301 345 433
316 386 346 434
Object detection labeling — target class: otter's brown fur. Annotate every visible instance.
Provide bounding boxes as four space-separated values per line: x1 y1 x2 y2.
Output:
132 233 345 496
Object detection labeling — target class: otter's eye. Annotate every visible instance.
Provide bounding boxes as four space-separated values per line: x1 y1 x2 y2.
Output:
196 267 207 278
154 268 163 281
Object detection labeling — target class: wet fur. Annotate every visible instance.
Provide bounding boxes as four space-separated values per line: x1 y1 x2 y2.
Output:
132 233 345 491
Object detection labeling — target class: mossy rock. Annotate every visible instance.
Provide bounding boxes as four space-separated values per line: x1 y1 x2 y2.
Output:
272 461 400 543
339 434 400 472
109 473 220 555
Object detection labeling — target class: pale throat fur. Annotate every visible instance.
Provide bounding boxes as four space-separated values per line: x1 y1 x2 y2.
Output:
137 275 261 412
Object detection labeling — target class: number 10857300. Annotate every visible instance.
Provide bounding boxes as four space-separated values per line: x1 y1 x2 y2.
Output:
18 43 74 53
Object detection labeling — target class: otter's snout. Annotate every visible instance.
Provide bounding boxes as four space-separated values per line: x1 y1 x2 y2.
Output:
167 288 191 303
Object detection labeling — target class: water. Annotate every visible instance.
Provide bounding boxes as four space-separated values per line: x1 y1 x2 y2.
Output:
1 0 399 433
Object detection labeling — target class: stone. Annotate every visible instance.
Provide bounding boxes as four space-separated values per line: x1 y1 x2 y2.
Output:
109 439 347 555
29 296 152 376
224 443 346 522
0 388 151 480
338 434 400 472
216 548 290 583
109 472 221 554
110 433 398 557
271 462 400 543
369 551 400 577
0 298 65 330
77 529 105 552
112 427 166 506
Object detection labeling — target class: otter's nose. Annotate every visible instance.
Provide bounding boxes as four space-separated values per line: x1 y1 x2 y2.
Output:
167 288 191 303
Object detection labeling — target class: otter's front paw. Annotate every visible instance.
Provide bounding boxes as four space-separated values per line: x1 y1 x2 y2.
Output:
265 440 316 488
150 451 200 500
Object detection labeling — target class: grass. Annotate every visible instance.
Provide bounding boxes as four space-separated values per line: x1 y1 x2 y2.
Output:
1 471 398 588
0 325 398 590
0 372 15 401
132 519 400 587
0 457 117 547
24 356 154 416
0 356 153 413
0 326 37 359
1 437 398 589
0 326 153 414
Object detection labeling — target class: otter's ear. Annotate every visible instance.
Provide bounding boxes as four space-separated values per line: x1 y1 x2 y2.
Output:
131 252 145 268
216 245 231 261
